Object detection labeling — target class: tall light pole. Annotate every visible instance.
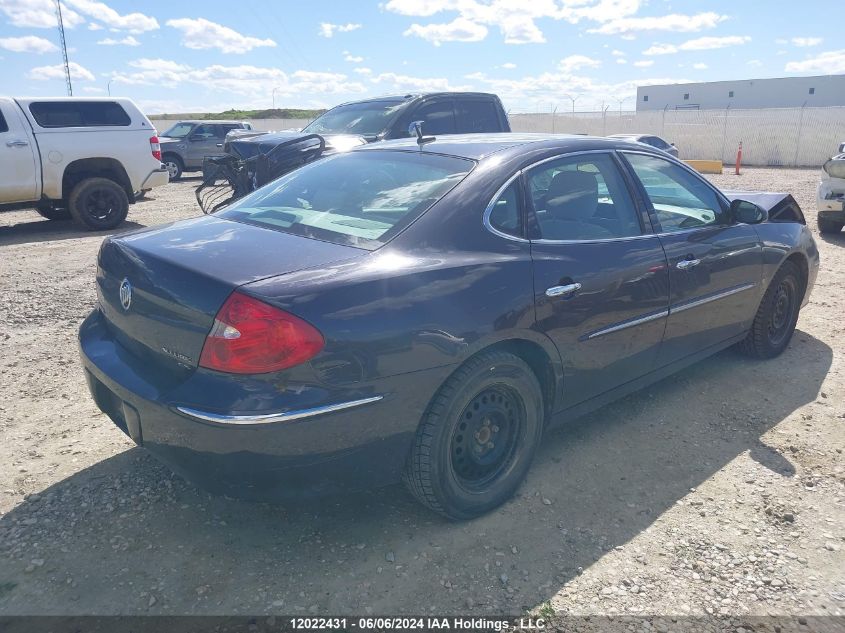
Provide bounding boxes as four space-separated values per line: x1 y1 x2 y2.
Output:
614 95 629 116
107 79 113 96
563 93 580 115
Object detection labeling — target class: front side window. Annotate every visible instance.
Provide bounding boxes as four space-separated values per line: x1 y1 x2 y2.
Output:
624 152 726 233
411 100 456 135
191 124 216 139
29 101 130 127
526 153 642 241
454 100 500 133
220 151 474 249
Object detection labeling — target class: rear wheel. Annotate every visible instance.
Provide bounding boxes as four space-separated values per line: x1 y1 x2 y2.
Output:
737 261 802 359
403 350 544 520
68 177 129 231
163 155 183 181
818 217 844 234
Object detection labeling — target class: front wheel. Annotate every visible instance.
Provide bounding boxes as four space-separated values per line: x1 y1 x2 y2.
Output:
737 261 802 359
403 350 544 520
68 177 129 231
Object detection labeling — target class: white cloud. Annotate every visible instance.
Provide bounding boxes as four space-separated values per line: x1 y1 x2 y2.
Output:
318 22 362 38
643 43 677 55
0 0 84 28
369 72 469 92
0 35 58 53
387 0 642 46
679 35 750 51
616 58 627 64
559 54 601 73
693 62 708 69
785 50 845 74
611 49 625 56
29 61 95 82
166 18 276 54
792 37 822 47
342 51 364 62
87 22 102 30
403 17 488 46
589 12 726 35
82 86 106 93
501 62 517 69
353 67 372 75
633 60 653 67
747 59 763 67
97 35 140 46
64 0 158 32
109 58 366 96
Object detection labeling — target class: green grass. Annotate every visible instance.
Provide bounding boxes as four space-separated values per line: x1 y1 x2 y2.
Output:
150 108 326 120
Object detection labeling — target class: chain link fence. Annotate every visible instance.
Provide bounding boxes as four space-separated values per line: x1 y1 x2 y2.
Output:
509 106 845 167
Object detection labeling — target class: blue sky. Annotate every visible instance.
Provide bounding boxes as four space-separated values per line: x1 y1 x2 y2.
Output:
0 0 841 114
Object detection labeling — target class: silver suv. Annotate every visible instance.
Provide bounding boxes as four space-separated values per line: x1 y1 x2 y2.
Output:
158 120 252 180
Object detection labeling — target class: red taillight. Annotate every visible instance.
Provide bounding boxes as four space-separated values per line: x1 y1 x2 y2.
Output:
150 135 161 161
199 292 324 374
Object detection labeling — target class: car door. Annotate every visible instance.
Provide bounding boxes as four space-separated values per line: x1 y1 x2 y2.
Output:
621 151 763 367
185 124 220 168
526 151 671 409
399 98 456 137
0 101 38 203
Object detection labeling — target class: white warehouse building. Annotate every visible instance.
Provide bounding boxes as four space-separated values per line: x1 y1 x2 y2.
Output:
636 74 845 111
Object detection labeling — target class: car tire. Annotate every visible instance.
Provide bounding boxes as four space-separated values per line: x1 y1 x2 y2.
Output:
818 218 844 234
403 350 544 520
163 155 183 181
68 177 129 231
36 203 71 221
736 261 802 359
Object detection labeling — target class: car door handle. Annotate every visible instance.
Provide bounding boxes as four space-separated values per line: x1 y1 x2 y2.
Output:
676 258 701 271
6 140 29 147
216 143 223 147
545 282 582 297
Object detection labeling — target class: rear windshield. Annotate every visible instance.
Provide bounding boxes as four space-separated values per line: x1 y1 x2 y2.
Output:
219 151 474 249
29 101 131 128
302 100 406 136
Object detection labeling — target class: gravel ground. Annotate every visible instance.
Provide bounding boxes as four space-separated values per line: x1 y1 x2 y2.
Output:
0 168 843 622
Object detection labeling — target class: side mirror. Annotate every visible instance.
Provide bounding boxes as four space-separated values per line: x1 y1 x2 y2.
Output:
407 120 424 138
731 199 767 224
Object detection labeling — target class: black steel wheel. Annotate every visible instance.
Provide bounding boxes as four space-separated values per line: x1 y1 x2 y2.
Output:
68 177 129 231
737 261 802 359
403 350 544 520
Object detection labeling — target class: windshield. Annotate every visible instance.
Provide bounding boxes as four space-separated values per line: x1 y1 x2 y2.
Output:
161 122 194 138
219 151 474 249
302 100 406 136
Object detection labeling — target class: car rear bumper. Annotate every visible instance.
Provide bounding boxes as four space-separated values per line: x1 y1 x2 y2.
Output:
79 308 447 499
140 166 170 190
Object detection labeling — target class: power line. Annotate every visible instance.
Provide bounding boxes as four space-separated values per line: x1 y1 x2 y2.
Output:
54 0 72 96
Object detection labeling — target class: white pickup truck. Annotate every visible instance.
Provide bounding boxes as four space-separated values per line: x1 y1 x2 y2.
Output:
0 97 169 230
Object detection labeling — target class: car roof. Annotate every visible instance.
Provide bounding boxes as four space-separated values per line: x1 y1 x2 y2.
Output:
168 119 247 125
333 92 501 106
355 133 650 161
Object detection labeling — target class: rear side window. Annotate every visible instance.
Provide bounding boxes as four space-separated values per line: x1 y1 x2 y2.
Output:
0 110 8 133
455 100 501 133
488 181 522 237
29 101 131 128
220 151 474 249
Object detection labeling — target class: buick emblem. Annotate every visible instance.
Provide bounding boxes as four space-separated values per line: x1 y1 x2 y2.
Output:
119 278 132 311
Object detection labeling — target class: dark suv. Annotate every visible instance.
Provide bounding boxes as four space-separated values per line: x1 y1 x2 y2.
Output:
301 92 511 141
159 120 253 180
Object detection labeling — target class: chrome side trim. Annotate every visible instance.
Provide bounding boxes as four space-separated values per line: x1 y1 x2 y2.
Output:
670 282 756 314
176 395 384 426
583 309 669 341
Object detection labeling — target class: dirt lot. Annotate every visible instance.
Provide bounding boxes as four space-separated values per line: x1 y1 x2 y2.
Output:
0 169 843 621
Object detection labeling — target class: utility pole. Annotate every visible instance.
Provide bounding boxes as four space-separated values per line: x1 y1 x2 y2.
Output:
54 0 73 96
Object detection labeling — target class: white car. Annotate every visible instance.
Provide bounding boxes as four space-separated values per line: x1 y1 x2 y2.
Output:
817 154 845 234
0 97 168 230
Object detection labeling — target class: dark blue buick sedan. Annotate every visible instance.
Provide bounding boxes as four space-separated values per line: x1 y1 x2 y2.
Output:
79 134 819 519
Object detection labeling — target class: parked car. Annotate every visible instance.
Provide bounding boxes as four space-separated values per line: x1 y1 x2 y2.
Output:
608 133 679 158
196 93 511 213
0 97 168 230
817 154 845 234
79 133 817 519
159 120 253 180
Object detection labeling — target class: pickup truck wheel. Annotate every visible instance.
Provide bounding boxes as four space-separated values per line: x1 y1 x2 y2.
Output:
403 351 544 520
36 204 71 221
736 261 802 359
68 178 129 231
162 155 183 181
818 218 844 234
